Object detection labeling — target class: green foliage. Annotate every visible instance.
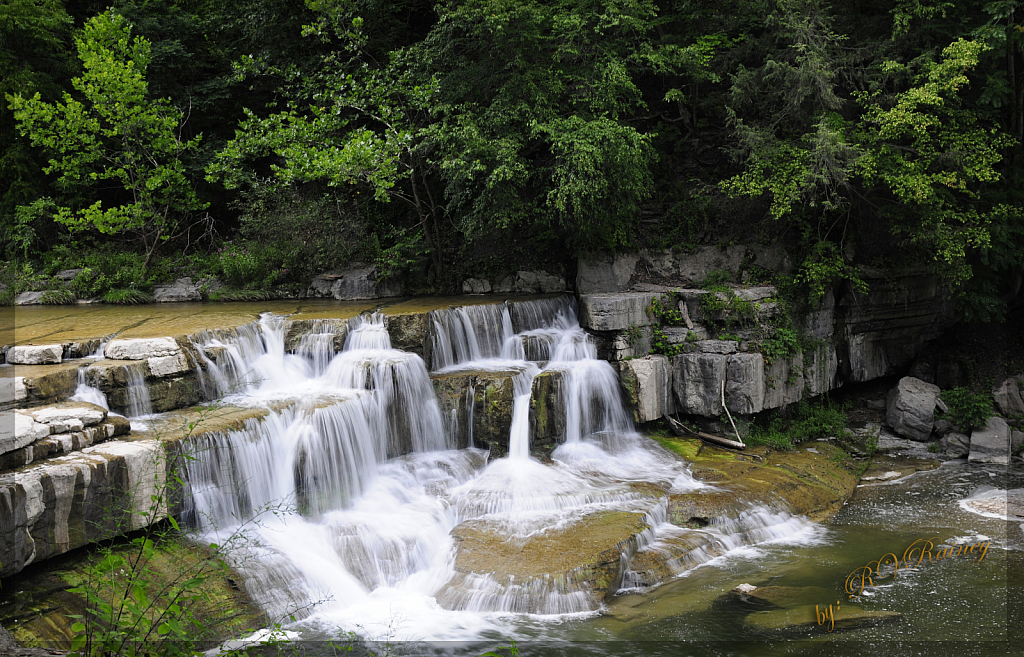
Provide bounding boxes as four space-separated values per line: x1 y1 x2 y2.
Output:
759 326 802 366
103 288 153 305
928 442 943 453
625 324 646 347
44 247 155 298
855 38 1015 285
7 11 209 266
796 241 868 305
940 386 993 431
747 397 851 451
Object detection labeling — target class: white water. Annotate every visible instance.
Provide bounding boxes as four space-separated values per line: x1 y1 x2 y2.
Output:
179 297 813 641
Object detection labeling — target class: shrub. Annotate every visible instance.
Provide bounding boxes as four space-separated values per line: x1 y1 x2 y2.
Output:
747 397 851 451
940 387 992 432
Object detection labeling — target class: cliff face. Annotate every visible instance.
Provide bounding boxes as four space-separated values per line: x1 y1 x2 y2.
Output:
577 248 954 424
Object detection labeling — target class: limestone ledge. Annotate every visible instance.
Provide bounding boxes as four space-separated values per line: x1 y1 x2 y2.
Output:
0 403 269 579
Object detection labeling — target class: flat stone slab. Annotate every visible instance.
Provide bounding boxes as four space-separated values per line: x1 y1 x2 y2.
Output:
7 345 63 365
579 293 658 331
969 416 1011 464
105 337 181 360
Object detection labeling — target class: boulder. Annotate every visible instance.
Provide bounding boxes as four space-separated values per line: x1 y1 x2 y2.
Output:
993 375 1024 417
617 355 674 424
1013 430 1024 453
968 416 1011 465
386 313 431 359
431 369 518 454
7 344 63 365
152 277 202 303
15 291 45 305
940 432 970 458
595 326 652 362
529 369 566 448
579 293 658 331
461 278 492 294
436 510 650 612
672 353 726 416
885 377 940 441
733 286 777 302
29 402 107 429
105 337 181 360
55 268 84 281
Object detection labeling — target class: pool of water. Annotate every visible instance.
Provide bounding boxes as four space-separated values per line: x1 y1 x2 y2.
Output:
276 460 1020 656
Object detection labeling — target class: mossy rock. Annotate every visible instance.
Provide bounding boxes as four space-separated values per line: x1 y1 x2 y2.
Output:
652 437 860 522
438 510 650 612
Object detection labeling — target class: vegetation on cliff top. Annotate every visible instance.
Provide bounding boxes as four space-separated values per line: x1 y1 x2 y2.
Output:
2 0 1023 313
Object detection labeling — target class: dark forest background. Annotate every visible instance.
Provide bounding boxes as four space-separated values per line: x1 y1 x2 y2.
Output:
3 0 1023 315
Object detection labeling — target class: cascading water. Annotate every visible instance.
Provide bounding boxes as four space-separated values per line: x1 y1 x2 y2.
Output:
176 297 817 642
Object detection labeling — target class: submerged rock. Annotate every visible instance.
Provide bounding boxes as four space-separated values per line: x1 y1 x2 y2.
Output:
431 369 518 454
745 605 902 633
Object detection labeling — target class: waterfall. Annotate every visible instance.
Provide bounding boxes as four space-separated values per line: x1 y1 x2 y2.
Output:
70 367 108 410
124 361 152 418
173 296 819 635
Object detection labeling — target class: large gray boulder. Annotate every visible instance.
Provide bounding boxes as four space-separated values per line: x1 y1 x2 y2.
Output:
153 277 202 302
618 355 674 423
993 375 1024 416
968 417 1011 464
673 353 726 416
579 293 658 331
886 376 940 441
7 344 63 365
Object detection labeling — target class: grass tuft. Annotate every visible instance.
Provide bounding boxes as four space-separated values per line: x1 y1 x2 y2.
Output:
103 288 153 305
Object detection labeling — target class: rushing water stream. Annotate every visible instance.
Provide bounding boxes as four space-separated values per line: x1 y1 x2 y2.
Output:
56 296 1016 653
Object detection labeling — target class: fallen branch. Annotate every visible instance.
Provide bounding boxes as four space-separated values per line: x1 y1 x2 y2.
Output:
720 380 745 447
666 414 747 451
